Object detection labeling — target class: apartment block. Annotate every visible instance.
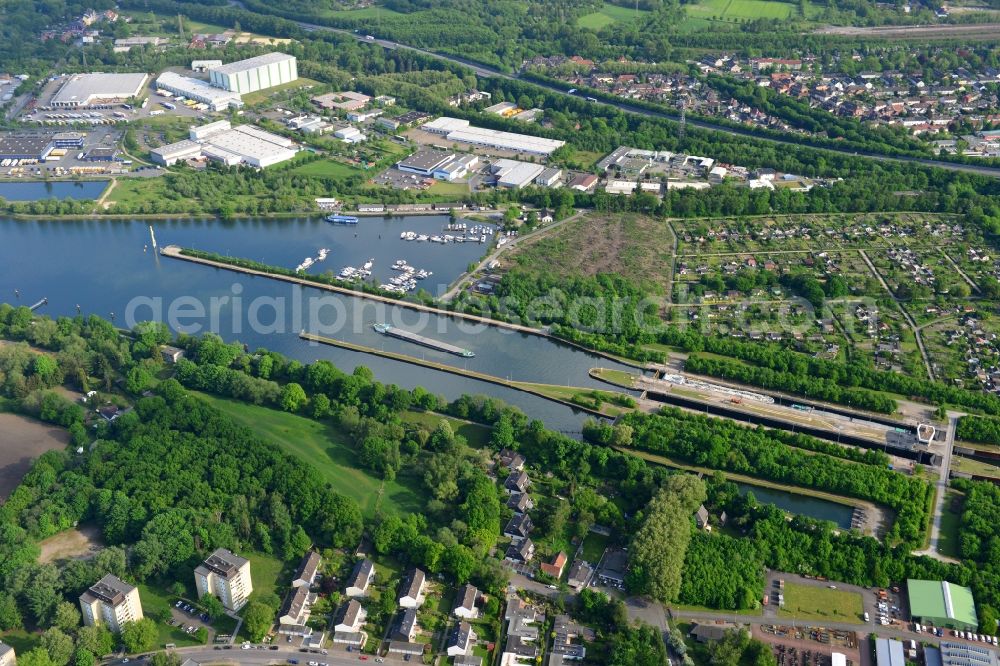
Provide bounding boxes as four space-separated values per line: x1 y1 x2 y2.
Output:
195 548 253 611
79 574 143 633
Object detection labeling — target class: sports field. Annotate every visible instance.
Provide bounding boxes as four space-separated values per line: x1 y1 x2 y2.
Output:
195 393 422 517
684 0 797 21
578 2 651 29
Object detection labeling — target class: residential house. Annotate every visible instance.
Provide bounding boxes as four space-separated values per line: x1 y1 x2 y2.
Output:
550 615 588 661
292 551 321 588
504 470 530 494
695 504 711 531
345 559 374 597
278 586 315 635
447 621 476 657
498 448 526 471
79 575 143 633
397 568 426 609
540 552 567 579
567 560 593 591
505 538 535 563
0 644 13 666
390 608 418 642
597 549 627 588
507 492 533 514
453 583 479 619
333 599 365 633
194 548 253 611
504 514 534 542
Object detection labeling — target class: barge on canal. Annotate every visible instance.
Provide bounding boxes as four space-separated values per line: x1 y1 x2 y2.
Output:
373 322 475 358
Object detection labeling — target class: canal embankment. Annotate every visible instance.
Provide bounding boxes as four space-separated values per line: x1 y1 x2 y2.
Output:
299 331 628 418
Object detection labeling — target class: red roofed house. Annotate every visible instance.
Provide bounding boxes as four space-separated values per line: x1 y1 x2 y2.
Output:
540 552 568 579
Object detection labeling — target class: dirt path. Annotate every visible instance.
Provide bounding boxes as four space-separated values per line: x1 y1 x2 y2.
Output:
0 412 70 500
95 178 117 209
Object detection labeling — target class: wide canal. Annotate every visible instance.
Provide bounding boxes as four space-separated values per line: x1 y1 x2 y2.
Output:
0 215 638 432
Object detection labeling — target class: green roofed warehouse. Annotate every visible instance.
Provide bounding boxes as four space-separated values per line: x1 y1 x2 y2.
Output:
907 579 978 631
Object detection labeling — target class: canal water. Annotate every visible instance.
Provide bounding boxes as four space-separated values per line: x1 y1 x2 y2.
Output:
0 216 640 433
0 180 109 201
735 481 855 529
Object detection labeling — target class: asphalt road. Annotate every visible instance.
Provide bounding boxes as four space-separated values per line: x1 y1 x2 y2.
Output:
105 644 397 666
276 14 1000 180
917 413 960 562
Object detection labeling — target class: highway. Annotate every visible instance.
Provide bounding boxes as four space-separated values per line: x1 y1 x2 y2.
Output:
276 12 1000 179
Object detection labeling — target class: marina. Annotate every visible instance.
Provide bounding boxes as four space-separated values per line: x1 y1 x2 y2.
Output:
400 222 494 244
373 322 475 358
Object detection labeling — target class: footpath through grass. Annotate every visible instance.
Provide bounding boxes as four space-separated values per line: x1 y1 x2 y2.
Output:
777 582 864 624
194 392 423 518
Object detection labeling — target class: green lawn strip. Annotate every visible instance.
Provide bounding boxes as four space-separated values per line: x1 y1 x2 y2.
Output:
246 551 287 602
776 582 864 624
193 392 422 518
512 381 631 417
589 367 638 389
937 489 964 560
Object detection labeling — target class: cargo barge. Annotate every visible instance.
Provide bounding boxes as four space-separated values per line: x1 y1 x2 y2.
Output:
373 322 474 358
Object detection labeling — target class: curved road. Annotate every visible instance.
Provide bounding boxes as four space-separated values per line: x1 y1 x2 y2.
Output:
279 13 1000 179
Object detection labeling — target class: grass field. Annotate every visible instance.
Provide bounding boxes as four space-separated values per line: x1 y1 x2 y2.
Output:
195 393 422 517
246 551 286 600
684 0 797 21
290 159 364 178
577 2 651 29
426 181 470 197
505 212 673 294
241 78 320 106
777 582 864 623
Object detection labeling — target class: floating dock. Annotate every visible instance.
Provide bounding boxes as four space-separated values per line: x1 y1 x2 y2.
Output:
373 322 474 357
29 298 48 311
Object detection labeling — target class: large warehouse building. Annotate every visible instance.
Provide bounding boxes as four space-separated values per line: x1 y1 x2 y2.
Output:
151 123 296 168
155 72 243 111
926 642 1000 666
50 72 149 108
0 134 56 160
421 117 564 156
907 580 978 630
209 53 297 94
